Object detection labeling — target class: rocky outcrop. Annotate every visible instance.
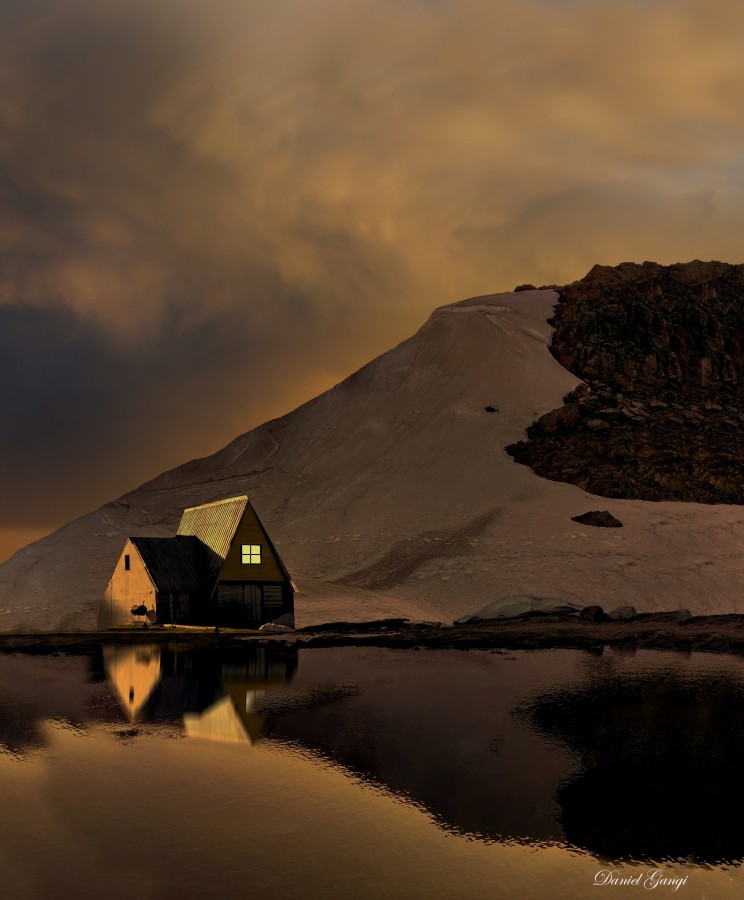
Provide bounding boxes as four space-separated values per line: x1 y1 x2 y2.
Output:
508 261 744 503
552 260 744 399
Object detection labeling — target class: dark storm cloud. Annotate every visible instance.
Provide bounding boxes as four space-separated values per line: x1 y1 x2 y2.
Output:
2 0 744 552
0 303 246 525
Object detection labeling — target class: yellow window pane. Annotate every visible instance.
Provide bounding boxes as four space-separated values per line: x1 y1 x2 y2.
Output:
241 543 261 564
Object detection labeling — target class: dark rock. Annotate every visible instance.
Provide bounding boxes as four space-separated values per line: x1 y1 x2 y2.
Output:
580 605 605 622
571 510 624 528
608 605 637 621
675 609 692 623
532 403 582 434
484 405 497 413
563 383 592 404
514 283 537 292
585 418 611 431
506 260 744 505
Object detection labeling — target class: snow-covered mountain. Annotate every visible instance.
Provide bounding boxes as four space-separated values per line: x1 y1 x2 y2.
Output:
2 289 743 630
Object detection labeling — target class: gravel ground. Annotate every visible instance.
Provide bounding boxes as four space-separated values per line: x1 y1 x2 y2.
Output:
2 612 744 655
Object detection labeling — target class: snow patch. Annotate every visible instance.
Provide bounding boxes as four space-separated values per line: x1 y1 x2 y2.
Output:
456 596 581 623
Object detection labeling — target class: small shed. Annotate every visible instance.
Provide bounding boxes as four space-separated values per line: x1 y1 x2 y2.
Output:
100 496 296 629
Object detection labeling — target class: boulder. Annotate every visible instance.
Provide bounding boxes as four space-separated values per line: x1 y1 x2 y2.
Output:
533 404 582 435
571 510 624 528
579 605 605 622
563 383 592 404
455 596 580 623
608 605 637 621
258 622 294 633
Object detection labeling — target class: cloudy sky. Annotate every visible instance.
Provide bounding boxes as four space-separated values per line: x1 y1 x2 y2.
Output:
1 0 743 561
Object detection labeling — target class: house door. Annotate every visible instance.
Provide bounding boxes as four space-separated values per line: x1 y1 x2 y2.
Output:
244 585 260 626
262 585 284 623
217 584 243 626
170 593 190 624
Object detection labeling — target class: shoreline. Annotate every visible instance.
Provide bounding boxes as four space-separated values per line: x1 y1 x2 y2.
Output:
2 612 744 655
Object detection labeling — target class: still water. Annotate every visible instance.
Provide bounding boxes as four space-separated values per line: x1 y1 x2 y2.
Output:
0 642 741 899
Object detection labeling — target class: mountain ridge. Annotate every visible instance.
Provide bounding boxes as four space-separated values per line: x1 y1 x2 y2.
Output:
2 273 743 630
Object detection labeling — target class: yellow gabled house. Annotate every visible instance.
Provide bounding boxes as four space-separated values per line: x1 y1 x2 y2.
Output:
99 496 295 629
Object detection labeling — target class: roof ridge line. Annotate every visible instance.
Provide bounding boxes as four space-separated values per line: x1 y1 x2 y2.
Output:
182 495 249 512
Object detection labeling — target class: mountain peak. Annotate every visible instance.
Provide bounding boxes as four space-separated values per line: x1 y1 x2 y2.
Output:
1 272 743 630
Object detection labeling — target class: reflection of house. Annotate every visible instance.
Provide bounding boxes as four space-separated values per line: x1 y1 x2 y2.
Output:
99 496 296 628
102 642 297 744
184 685 269 744
184 657 294 744
103 645 162 720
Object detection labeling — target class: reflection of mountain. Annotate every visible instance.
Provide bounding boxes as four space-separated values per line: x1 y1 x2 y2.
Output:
103 643 297 743
263 647 576 843
0 654 97 754
521 670 744 864
6 641 744 866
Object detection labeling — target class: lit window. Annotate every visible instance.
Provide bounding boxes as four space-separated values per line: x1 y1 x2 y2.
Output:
241 544 261 564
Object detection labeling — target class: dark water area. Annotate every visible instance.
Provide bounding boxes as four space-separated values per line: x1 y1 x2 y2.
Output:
0 643 741 898
522 665 744 865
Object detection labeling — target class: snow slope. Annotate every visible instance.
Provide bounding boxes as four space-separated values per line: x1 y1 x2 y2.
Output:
2 290 743 629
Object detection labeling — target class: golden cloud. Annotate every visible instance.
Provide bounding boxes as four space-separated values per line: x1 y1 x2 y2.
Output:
1 0 744 550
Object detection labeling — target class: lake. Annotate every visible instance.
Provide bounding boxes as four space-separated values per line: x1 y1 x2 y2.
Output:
0 642 741 899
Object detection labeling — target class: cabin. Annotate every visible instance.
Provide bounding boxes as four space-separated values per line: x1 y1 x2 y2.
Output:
99 496 296 629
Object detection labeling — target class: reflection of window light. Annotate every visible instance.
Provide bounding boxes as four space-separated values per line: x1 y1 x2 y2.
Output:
241 544 261 564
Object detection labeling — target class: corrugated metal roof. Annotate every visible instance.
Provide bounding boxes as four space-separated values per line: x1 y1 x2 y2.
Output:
177 496 247 558
176 496 248 587
132 496 294 601
131 536 203 594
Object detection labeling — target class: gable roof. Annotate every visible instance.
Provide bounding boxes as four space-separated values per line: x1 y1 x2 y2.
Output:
177 496 248 586
259 523 296 590
126 496 294 599
131 536 203 594
184 693 266 745
176 495 294 590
